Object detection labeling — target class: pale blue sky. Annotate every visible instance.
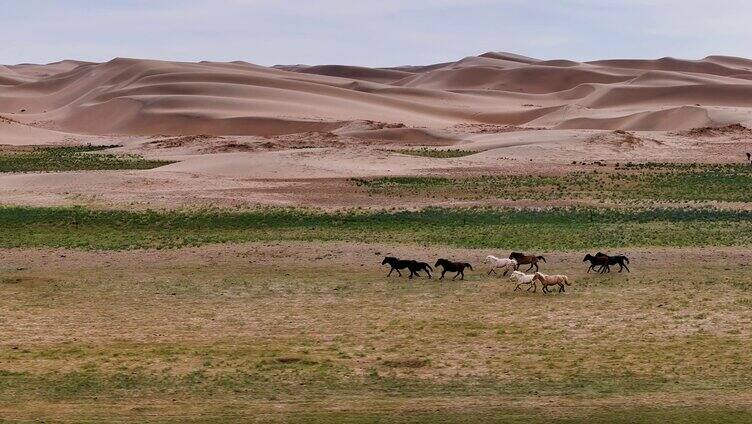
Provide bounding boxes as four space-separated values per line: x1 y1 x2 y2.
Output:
3 0 752 66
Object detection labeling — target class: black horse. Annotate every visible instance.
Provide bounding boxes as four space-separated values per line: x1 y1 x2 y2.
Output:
381 257 433 279
434 259 473 280
596 252 630 273
583 254 610 274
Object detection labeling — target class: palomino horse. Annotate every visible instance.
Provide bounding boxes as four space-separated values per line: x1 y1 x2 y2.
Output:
435 259 473 280
509 252 546 272
533 272 570 294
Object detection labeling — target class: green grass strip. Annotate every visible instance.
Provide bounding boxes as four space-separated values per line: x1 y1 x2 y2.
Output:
1 206 751 250
392 148 476 158
0 145 174 172
353 163 752 203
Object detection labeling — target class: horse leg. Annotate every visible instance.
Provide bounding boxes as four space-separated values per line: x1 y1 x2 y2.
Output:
460 270 465 280
425 268 432 279
396 269 403 277
587 265 592 273
502 268 510 277
526 263 534 272
559 284 565 293
408 270 414 279
387 268 394 277
623 263 630 273
488 268 496 276
440 271 446 280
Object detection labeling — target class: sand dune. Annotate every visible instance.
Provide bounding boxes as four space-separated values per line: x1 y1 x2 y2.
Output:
292 65 414 84
3 52 752 142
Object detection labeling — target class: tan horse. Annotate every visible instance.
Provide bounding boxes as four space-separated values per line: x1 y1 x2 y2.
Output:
532 272 570 294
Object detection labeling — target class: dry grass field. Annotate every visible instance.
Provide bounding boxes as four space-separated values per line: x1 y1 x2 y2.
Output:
1 241 751 422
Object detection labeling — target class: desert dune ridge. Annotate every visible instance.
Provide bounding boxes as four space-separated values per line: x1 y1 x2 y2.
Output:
3 52 752 137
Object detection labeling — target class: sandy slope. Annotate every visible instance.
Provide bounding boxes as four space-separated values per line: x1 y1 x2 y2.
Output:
4 52 752 137
2 52 752 208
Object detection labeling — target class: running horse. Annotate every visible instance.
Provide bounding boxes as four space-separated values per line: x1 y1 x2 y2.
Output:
434 259 473 280
508 252 547 272
381 257 433 279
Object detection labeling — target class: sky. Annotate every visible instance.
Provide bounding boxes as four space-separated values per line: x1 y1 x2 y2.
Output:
3 0 752 66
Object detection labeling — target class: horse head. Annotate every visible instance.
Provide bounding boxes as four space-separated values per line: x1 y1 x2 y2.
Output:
583 254 593 262
435 259 446 267
382 256 395 265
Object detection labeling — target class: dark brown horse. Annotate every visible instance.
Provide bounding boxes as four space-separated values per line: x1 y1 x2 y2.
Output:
508 252 546 272
583 254 610 274
381 257 433 279
596 252 630 273
434 259 473 280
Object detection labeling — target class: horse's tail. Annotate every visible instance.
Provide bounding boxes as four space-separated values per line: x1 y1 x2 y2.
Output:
563 276 571 285
466 263 473 270
537 256 547 263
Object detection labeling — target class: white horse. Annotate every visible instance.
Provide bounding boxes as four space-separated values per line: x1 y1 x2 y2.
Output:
485 255 518 276
509 270 536 292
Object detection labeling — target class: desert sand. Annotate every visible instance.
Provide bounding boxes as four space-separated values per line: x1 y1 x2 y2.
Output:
2 52 752 208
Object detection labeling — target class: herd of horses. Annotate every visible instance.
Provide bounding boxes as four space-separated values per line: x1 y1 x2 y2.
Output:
381 252 631 294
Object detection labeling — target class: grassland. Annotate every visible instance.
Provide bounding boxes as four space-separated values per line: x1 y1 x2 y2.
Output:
1 206 752 250
353 163 752 203
1 155 752 421
392 148 477 158
0 145 174 172
1 244 751 422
